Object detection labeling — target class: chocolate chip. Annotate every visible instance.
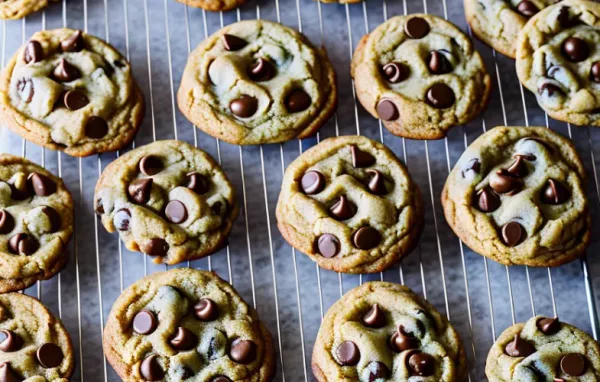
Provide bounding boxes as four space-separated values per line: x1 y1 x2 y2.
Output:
230 339 257 364
211 377 232 382
0 363 21 382
476 187 500 213
330 195 356 220
8 233 38 255
24 41 43 64
249 57 275 82
63 89 89 111
489 170 522 194
591 62 600 83
114 208 131 231
363 304 386 328
16 78 34 103
165 200 187 224
405 17 430 39
391 326 419 352
560 353 586 376
364 361 389 381
222 34 247 51
352 227 380 250
133 310 157 335
85 117 108 139
140 354 163 381
407 352 435 376
36 343 63 368
113 60 125 68
507 156 528 178
427 51 452 74
502 222 525 247
516 1 538 17
142 238 169 257
170 327 197 351
562 37 589 62
541 179 569 204
0 331 22 352
186 172 209 194
366 169 387 195
350 145 375 168
230 95 258 118
382 62 409 83
317 234 340 258
139 156 163 176
377 99 399 121
8 177 31 201
336 341 360 366
285 89 311 113
301 170 325 194
28 173 56 197
128 178 152 204
61 30 84 52
538 82 562 96
426 83 455 109
537 317 560 335
195 298 218 321
41 206 61 233
505 334 535 357
557 6 574 28
95 198 105 215
210 201 227 216
53 59 80 82
0 210 15 234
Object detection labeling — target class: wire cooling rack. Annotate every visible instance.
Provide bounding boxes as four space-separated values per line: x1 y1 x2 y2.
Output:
2 0 600 380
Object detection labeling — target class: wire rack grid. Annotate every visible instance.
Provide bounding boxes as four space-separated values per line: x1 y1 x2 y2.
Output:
1 0 600 381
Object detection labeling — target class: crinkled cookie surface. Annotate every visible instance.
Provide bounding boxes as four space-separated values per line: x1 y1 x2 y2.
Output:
312 282 467 382
103 268 275 382
442 126 590 266
177 20 337 145
0 0 52 20
516 0 600 126
0 154 73 293
486 316 600 381
94 140 238 266
276 135 423 274
350 14 491 139
174 0 247 12
0 28 144 157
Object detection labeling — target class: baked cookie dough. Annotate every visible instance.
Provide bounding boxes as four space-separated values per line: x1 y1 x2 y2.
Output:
0 28 144 157
442 126 590 267
276 135 423 274
0 154 73 293
174 0 246 12
516 0 600 127
465 0 557 58
486 316 600 381
103 268 275 382
177 20 337 145
0 0 54 20
350 14 491 140
94 140 238 266
0 292 75 381
312 282 467 381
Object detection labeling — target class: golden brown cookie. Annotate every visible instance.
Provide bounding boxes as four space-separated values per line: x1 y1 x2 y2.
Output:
174 0 247 12
0 0 54 20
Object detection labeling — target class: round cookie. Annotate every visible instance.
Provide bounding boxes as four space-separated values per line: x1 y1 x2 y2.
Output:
0 0 52 20
465 0 557 58
276 135 423 274
0 292 75 381
0 154 73 293
312 282 467 381
174 0 246 12
442 126 590 267
177 20 337 145
486 316 600 381
94 140 238 266
103 268 275 382
516 0 600 127
0 28 145 157
350 14 491 140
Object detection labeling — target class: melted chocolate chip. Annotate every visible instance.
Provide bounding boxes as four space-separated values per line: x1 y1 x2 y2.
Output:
28 173 56 196
0 363 21 382
317 234 340 258
562 37 589 62
507 156 528 178
211 377 232 382
0 210 15 234
505 334 535 357
352 227 380 250
557 6 575 28
128 178 153 204
301 170 325 194
63 89 89 111
139 156 163 176
249 57 275 82
391 326 419 352
0 331 22 352
230 95 258 118
336 341 360 366
186 172 209 194
541 179 569 204
114 208 131 231
362 304 386 328
41 206 61 233
382 62 409 83
24 41 43 64
501 222 525 247
364 361 389 381
222 34 247 51
476 187 500 213
350 145 375 168
407 352 435 376
95 198 105 215
195 298 218 321
8 233 38 255
170 327 197 351
377 99 399 121
140 354 163 381
85 117 108 139
330 195 356 220
516 1 539 17
489 170 522 195
53 59 80 82
230 339 257 364
286 89 311 113
16 78 34 103
133 310 157 335
426 83 455 109
141 238 169 257
560 353 586 376
366 169 387 195
165 200 188 224
427 51 452 74
537 317 560 335
591 62 600 83
61 30 84 52
405 17 430 39
36 343 63 368
538 82 563 96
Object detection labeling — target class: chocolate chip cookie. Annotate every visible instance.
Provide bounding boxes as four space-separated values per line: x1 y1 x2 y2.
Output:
465 0 558 58
312 282 467 381
350 14 491 140
0 0 53 20
486 316 600 381
174 0 247 12
0 292 75 381
516 0 600 127
0 154 73 293
276 135 423 274
0 28 144 157
103 268 275 381
177 20 337 145
94 140 238 265
442 126 590 267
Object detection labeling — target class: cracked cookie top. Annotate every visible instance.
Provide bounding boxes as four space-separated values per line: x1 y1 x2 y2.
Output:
0 28 144 157
0 154 73 293
486 316 600 381
0 292 74 381
516 0 600 127
465 0 558 58
442 126 590 267
276 135 423 274
174 0 247 12
94 140 238 266
312 282 467 382
350 14 491 140
177 20 337 145
0 0 50 20
103 268 275 382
